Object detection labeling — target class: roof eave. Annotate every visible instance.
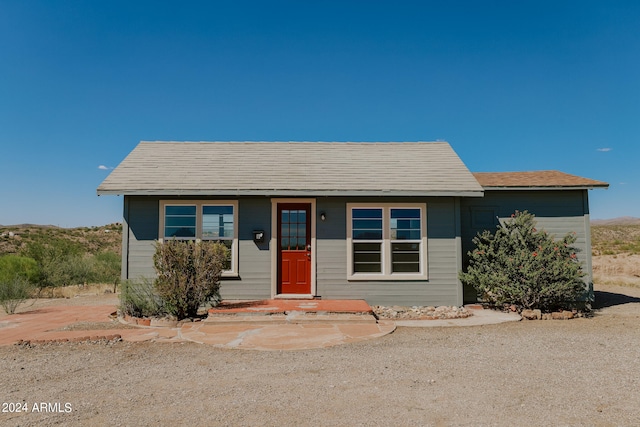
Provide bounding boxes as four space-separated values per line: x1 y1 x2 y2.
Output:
481 185 609 191
97 189 485 197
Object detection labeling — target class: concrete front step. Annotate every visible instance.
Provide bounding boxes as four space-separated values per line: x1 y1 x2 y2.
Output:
205 312 378 325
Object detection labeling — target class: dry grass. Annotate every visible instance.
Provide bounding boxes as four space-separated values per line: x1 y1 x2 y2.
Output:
38 283 117 299
591 224 640 256
592 223 640 288
593 254 640 288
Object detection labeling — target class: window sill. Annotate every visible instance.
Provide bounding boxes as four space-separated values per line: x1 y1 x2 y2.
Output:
221 272 239 279
347 273 428 281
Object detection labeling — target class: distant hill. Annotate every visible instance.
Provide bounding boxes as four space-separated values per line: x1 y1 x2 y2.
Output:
0 223 122 256
591 217 640 226
0 224 60 228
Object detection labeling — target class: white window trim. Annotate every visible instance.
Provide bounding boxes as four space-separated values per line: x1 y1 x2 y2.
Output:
347 202 428 281
159 200 239 277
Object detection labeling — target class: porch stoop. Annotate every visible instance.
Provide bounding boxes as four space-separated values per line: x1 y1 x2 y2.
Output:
206 299 377 325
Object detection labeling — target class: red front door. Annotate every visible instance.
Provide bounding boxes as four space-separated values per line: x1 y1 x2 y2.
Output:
278 203 311 294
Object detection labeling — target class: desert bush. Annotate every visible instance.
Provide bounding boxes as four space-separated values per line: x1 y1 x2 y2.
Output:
0 255 40 284
153 240 228 319
459 211 586 312
90 251 121 285
119 278 165 318
22 239 86 288
0 276 34 314
20 240 120 289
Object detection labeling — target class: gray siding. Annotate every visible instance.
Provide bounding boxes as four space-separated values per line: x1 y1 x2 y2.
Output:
316 197 462 306
124 196 159 280
222 198 272 300
122 195 464 306
460 190 592 303
122 196 273 299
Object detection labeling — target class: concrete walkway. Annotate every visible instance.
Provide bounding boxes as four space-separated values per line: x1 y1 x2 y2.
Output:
0 301 520 351
396 309 521 327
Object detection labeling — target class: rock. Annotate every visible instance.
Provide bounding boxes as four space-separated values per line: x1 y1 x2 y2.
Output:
551 312 564 320
373 305 472 320
562 310 574 320
521 309 542 320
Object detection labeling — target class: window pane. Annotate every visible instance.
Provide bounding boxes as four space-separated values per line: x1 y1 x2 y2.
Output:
353 209 383 219
353 230 383 240
165 205 196 238
281 210 289 224
165 216 196 227
353 242 381 273
209 239 232 270
391 208 420 219
281 237 290 250
297 237 306 250
390 208 421 240
353 219 382 229
165 227 196 238
203 205 233 215
391 242 420 273
394 230 421 240
221 240 232 270
352 208 383 240
166 205 196 216
298 210 306 223
203 205 234 238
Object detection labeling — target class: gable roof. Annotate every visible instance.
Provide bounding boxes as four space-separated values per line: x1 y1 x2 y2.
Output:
97 141 485 197
473 171 609 190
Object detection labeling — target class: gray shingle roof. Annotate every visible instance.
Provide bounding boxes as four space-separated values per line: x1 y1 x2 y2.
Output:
97 141 484 197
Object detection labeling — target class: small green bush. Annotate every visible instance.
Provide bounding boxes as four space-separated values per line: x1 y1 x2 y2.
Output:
22 239 87 289
0 276 34 314
0 255 40 284
90 251 121 284
119 278 165 318
153 240 228 319
459 211 586 312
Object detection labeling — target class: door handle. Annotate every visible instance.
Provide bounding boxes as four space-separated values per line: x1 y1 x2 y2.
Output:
306 244 311 251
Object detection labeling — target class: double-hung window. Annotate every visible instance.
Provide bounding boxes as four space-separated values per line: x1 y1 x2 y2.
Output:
347 203 427 280
160 200 238 276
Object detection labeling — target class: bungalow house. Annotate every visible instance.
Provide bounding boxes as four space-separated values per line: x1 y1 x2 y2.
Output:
97 141 608 306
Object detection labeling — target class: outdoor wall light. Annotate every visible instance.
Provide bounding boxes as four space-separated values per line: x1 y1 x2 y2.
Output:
253 230 265 243
320 212 327 221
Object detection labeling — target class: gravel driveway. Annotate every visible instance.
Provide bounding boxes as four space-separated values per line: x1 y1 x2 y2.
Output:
1 284 640 426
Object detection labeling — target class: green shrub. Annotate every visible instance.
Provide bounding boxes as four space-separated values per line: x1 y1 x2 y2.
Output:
459 211 586 312
0 276 34 314
119 278 165 318
153 240 228 319
90 251 121 285
22 239 86 289
0 255 40 284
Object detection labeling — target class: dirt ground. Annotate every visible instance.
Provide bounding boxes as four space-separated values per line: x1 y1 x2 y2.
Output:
1 283 640 426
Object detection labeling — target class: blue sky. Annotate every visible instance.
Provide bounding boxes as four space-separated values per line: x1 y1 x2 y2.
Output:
1 0 638 227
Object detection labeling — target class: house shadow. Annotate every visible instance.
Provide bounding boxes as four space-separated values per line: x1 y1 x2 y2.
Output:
212 300 269 311
593 291 640 310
